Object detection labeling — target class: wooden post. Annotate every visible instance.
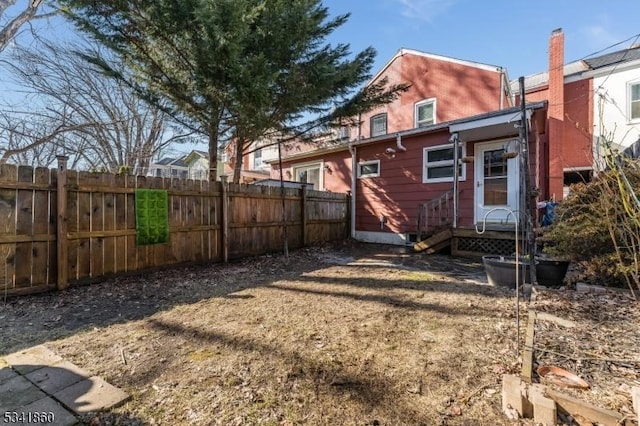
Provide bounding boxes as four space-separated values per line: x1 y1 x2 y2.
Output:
301 184 307 247
346 191 352 239
221 176 229 263
277 139 289 259
521 310 536 383
56 156 69 290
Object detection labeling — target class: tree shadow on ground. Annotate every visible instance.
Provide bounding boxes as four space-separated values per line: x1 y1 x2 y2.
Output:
0 243 503 356
291 272 509 298
146 318 435 425
266 283 501 317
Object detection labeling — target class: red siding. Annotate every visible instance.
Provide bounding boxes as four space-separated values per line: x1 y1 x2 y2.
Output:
355 130 463 233
272 150 351 193
354 114 545 233
272 110 546 237
358 52 506 139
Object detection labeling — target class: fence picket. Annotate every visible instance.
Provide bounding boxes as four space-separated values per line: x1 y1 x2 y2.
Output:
14 166 34 288
32 167 50 286
0 164 17 291
103 173 116 276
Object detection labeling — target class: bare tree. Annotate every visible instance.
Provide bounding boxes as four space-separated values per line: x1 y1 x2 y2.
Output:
0 40 193 171
0 0 55 53
0 108 96 166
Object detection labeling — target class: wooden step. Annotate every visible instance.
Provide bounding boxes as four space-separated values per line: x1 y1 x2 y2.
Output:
413 228 452 253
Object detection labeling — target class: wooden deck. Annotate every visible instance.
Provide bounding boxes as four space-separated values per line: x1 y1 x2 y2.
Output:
413 227 521 257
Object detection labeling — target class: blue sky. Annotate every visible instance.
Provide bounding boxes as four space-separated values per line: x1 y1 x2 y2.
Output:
323 0 640 80
2 0 639 156
2 1 639 94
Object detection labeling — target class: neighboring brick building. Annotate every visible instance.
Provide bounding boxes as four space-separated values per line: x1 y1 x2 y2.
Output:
513 29 640 199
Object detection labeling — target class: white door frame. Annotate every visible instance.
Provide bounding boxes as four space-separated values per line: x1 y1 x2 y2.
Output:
474 139 520 224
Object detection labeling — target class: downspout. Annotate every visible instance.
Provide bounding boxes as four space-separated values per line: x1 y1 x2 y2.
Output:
396 133 407 151
352 114 361 239
499 67 505 110
451 132 459 228
349 143 357 239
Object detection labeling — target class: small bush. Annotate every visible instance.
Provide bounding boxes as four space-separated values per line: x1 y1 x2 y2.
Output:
544 162 640 291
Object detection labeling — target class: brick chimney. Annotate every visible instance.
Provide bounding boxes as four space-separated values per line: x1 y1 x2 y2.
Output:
548 28 564 200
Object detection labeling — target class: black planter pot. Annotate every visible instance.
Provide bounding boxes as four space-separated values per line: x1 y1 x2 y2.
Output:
535 259 570 288
482 256 531 288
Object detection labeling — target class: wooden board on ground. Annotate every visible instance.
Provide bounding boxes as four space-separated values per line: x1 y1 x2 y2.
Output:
545 388 632 426
535 311 576 328
521 311 536 383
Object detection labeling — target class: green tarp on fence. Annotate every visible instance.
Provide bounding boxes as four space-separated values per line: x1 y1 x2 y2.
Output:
135 189 169 245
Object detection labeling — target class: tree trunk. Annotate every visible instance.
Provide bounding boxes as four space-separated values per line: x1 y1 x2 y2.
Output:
0 0 42 53
232 137 244 184
208 123 219 182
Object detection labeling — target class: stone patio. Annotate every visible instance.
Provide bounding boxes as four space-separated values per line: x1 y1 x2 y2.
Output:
0 345 129 425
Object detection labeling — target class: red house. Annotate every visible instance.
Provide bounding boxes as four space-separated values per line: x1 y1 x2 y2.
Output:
270 48 553 255
356 48 513 140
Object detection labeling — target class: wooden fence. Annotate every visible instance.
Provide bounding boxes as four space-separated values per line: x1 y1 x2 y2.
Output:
0 157 349 297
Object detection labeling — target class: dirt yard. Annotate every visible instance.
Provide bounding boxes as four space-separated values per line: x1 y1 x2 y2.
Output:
1 242 636 425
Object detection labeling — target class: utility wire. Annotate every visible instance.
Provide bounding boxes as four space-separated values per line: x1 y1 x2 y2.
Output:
519 32 640 109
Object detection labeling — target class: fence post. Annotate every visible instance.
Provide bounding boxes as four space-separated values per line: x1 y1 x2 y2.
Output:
56 156 69 290
346 191 352 239
221 176 229 263
301 184 307 247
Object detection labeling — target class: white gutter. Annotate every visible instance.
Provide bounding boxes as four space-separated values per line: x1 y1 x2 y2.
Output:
348 143 357 238
396 133 407 151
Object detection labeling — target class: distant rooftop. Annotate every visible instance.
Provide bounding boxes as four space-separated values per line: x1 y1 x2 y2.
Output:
511 45 640 92
583 45 640 69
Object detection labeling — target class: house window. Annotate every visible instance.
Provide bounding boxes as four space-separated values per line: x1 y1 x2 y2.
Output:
337 126 350 140
415 99 436 127
253 148 263 169
293 162 322 190
371 114 387 137
357 160 380 178
423 143 465 183
630 82 640 120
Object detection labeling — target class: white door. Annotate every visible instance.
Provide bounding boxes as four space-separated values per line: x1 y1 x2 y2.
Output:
474 140 520 224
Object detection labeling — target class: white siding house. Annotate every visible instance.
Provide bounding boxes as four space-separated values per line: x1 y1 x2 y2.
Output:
591 56 640 163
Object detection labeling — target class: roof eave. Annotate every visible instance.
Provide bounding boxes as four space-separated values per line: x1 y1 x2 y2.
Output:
264 144 349 165
352 102 547 148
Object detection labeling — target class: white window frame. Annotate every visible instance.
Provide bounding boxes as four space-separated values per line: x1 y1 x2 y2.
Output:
629 80 640 122
422 143 466 183
371 113 387 137
415 98 437 128
253 148 263 169
292 161 324 190
357 160 380 178
337 126 350 140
